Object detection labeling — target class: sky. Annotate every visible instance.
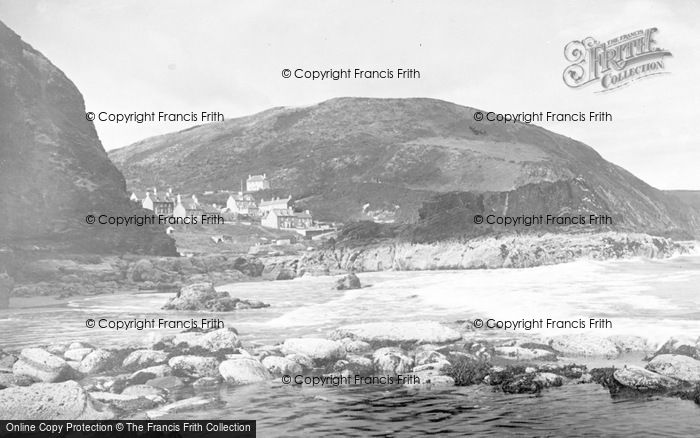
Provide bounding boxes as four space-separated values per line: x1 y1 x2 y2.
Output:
1 0 698 189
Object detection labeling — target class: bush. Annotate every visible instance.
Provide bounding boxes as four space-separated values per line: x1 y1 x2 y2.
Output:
445 356 491 386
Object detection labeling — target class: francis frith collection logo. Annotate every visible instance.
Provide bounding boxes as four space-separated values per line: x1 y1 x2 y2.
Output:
563 27 672 92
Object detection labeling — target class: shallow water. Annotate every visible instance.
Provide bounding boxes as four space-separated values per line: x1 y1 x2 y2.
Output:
2 254 700 434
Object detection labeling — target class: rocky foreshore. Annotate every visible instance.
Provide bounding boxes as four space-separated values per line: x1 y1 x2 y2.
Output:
2 232 695 304
2 322 700 419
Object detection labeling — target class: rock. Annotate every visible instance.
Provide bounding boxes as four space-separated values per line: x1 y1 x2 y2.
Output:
613 365 681 391
121 384 167 403
146 375 185 391
0 273 13 309
373 347 414 374
163 282 269 311
79 349 117 374
193 377 221 389
90 391 157 411
146 396 217 419
262 264 296 281
0 372 33 388
64 348 94 363
262 356 303 376
533 372 564 388
219 357 272 384
0 353 18 372
282 338 346 364
168 356 220 378
0 381 114 420
494 346 557 361
285 354 315 370
413 360 451 374
341 339 371 353
129 365 173 384
141 332 174 349
331 321 462 346
548 334 619 358
608 335 653 354
414 350 448 366
122 350 169 370
404 372 455 387
334 273 361 290
646 354 700 382
13 348 75 383
68 342 93 350
501 374 542 394
651 337 700 360
46 344 70 356
173 328 241 352
333 355 375 375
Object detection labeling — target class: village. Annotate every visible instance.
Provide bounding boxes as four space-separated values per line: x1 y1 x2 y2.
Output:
128 173 336 254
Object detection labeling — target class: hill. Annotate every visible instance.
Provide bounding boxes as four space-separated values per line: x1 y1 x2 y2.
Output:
110 97 699 239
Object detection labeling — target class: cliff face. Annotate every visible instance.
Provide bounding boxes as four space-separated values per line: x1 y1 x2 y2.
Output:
0 21 175 255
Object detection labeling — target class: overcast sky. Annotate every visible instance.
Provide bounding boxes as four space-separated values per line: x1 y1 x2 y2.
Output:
1 0 698 189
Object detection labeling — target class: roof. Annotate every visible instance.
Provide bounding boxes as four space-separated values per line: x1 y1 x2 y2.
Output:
247 174 267 182
270 209 312 219
259 196 291 207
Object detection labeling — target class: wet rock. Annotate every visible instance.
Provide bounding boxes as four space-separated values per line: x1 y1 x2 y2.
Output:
501 374 542 394
285 354 315 371
90 391 157 411
64 348 94 363
129 365 173 384
122 350 169 370
262 356 303 376
146 396 217 419
79 349 117 374
651 337 700 360
146 375 185 391
331 321 462 346
548 334 619 358
13 348 75 383
373 347 414 374
0 381 114 420
193 376 221 389
173 328 241 352
646 354 700 382
121 384 167 403
163 282 269 311
0 273 13 309
219 357 271 384
334 273 361 290
494 346 557 361
168 356 220 378
613 365 681 391
533 372 564 388
282 338 346 364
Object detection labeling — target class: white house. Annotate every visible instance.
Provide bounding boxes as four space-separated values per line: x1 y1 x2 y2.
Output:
259 196 292 214
246 174 270 192
262 208 313 231
226 192 259 216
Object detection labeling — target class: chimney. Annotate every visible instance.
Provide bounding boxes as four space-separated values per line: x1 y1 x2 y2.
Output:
176 194 182 204
153 187 157 196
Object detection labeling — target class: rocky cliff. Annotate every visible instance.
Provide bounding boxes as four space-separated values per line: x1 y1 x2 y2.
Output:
0 21 175 256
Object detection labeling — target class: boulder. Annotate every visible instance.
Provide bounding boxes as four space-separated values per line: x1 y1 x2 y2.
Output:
0 353 18 373
146 375 185 391
333 355 375 375
0 273 13 309
646 354 700 382
331 321 462 346
163 282 269 311
146 396 217 419
261 264 296 281
373 347 414 374
282 338 346 363
494 346 556 361
192 377 221 389
13 348 75 383
79 349 117 374
548 334 619 358
219 357 271 384
651 337 700 360
129 365 172 383
613 365 681 391
285 354 314 371
341 339 371 354
168 356 219 378
334 273 361 290
64 348 94 363
121 384 167 403
0 381 114 420
262 356 303 376
122 350 169 370
173 328 241 352
89 391 157 411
